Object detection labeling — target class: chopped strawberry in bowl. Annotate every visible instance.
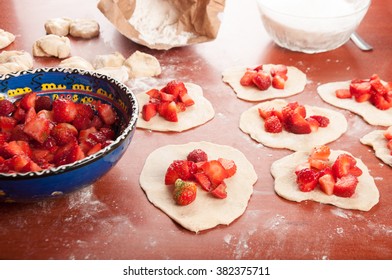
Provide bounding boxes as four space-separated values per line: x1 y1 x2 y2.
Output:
0 68 138 202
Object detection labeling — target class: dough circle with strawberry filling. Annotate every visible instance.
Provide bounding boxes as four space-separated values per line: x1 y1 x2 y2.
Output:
239 99 347 151
139 141 258 233
361 130 392 167
318 81 392 126
136 83 214 132
271 150 379 211
222 64 306 101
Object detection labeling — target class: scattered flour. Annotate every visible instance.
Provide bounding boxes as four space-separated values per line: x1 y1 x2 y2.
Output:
129 0 195 46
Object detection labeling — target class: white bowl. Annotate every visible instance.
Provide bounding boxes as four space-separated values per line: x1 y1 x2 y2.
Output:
257 0 371 53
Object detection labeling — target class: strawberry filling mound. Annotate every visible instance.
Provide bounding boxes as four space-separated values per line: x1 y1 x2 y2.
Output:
383 126 392 155
295 145 363 198
258 101 330 134
335 74 392 110
141 80 195 123
164 148 237 206
240 64 288 91
0 92 118 173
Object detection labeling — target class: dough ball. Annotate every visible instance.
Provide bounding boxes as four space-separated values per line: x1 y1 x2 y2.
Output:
32 34 71 59
0 29 15 49
92 52 125 69
44 17 72 36
0 50 33 74
95 66 129 83
58 56 94 70
124 50 161 78
69 19 100 39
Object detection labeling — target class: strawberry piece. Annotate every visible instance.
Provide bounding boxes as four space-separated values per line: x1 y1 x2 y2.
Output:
142 103 157 121
164 160 194 185
335 89 351 99
163 101 178 122
173 179 197 206
160 91 175 102
75 103 94 119
333 174 358 197
354 92 372 103
240 70 257 86
178 93 195 107
258 107 283 121
264 115 283 133
286 112 311 134
24 107 37 124
146 88 161 99
296 168 318 192
370 78 388 96
97 103 117 125
293 105 306 118
332 153 357 178
0 99 16 116
187 149 208 163
252 71 271 90
87 143 103 156
318 173 335 195
53 98 77 123
176 102 186 112
210 181 228 199
350 80 371 97
194 172 213 192
6 154 31 172
309 115 330 127
270 64 288 77
72 114 91 130
348 166 363 177
161 81 187 98
383 126 392 140
308 158 328 170
0 116 17 132
271 75 286 89
23 117 50 144
35 96 52 112
90 115 103 129
218 158 237 178
371 94 392 110
12 107 26 123
310 145 330 160
2 140 31 158
21 160 42 172
51 123 78 146
201 160 228 186
306 117 319 133
19 92 37 110
53 140 85 166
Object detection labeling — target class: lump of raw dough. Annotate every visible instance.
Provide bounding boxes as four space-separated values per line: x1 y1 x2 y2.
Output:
124 50 161 78
0 29 15 49
95 66 129 83
0 50 33 74
58 56 94 70
44 17 72 36
69 19 100 39
32 34 71 58
92 52 125 69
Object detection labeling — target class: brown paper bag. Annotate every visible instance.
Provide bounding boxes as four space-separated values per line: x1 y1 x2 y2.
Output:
97 0 225 50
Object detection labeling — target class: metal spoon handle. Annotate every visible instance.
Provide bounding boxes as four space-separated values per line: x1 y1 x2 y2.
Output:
350 32 373 51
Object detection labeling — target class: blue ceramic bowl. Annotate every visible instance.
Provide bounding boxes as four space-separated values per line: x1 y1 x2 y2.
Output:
0 68 139 202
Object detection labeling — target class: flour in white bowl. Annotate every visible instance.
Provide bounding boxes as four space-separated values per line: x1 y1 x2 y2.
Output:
129 0 195 46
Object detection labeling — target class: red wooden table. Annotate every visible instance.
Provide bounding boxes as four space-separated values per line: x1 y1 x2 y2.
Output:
1 0 392 260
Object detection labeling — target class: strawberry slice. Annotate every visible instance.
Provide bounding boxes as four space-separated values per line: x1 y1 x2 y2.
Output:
142 103 157 121
350 80 371 97
163 101 178 122
97 103 117 125
23 117 50 144
19 92 37 110
0 99 15 116
194 172 213 192
252 71 271 90
333 174 358 197
187 149 208 163
51 123 78 146
178 92 195 107
161 81 187 98
310 145 330 160
0 116 17 132
318 173 335 195
217 158 237 178
165 160 195 185
6 154 31 172
296 168 318 192
335 89 351 99
286 112 311 134
53 98 77 123
240 70 257 86
309 115 330 127
201 160 228 186
306 117 319 133
173 179 197 206
264 115 283 133
371 94 392 110
270 64 288 77
146 88 161 99
332 153 357 178
271 75 286 89
210 181 228 199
